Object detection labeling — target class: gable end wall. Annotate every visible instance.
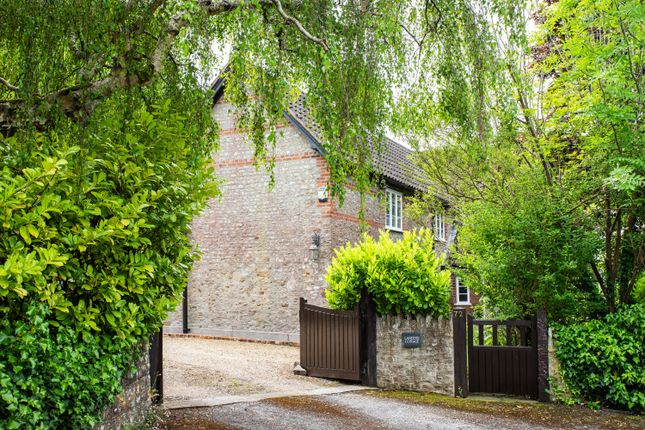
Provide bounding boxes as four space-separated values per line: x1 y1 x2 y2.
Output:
165 100 469 341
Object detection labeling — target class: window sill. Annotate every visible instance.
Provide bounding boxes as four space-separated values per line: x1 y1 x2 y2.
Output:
455 302 471 306
386 226 403 233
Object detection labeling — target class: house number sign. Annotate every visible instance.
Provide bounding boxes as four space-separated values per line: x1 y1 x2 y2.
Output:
401 332 422 348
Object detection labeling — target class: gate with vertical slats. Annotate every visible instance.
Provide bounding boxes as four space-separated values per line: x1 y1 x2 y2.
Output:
299 298 362 381
467 316 538 399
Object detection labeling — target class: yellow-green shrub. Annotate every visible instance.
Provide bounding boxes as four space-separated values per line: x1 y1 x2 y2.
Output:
325 229 451 317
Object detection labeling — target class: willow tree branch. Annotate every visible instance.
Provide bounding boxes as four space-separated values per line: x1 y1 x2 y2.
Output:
0 77 19 92
271 0 328 52
0 0 324 135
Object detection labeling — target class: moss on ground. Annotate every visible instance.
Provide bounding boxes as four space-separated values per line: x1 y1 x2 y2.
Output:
136 390 644 430
366 390 644 430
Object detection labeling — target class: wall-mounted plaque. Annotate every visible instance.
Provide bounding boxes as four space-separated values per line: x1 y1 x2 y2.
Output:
402 332 422 348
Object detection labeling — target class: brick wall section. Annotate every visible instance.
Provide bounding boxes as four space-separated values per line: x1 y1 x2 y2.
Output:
165 101 333 342
376 315 455 395
95 349 150 430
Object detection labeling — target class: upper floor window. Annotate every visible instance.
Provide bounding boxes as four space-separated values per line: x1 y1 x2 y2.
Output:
456 277 470 305
385 189 403 231
434 213 445 241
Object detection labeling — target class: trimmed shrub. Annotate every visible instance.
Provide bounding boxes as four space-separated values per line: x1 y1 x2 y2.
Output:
554 304 645 412
325 228 451 317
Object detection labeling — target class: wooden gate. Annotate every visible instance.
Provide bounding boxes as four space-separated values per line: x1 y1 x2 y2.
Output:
299 296 376 383
467 316 538 399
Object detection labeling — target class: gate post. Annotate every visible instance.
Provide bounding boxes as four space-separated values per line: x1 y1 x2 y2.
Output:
299 298 307 372
359 289 377 387
149 329 163 404
452 310 468 397
182 289 190 334
536 309 550 402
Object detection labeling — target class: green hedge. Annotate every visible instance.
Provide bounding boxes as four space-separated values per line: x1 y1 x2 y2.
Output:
325 229 451 317
0 303 137 429
0 97 217 427
554 304 645 412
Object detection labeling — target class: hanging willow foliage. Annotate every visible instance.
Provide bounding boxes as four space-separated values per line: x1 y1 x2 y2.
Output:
0 1 527 426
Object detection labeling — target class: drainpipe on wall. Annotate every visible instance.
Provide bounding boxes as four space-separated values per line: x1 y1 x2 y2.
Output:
182 289 190 334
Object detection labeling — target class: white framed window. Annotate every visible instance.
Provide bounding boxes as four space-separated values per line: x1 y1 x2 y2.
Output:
456 277 470 305
434 213 445 241
385 189 403 231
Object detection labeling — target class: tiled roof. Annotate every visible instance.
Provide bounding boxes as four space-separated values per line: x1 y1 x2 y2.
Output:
286 95 429 192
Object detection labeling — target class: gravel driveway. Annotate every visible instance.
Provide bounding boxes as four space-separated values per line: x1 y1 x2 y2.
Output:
163 335 357 409
160 335 642 430
165 392 552 430
162 392 644 430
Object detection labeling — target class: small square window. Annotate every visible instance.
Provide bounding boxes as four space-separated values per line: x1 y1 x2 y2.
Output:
385 189 402 231
434 213 445 241
456 277 470 305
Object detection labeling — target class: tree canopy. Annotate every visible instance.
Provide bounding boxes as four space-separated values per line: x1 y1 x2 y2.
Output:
405 0 644 321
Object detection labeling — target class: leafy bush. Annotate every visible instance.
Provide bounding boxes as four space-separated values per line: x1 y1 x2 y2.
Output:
0 98 218 426
455 194 605 323
0 303 137 429
325 229 451 317
554 304 645 412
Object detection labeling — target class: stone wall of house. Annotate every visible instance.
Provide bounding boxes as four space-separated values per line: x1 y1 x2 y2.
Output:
165 98 447 342
165 100 335 342
95 350 150 430
328 186 392 251
376 315 455 395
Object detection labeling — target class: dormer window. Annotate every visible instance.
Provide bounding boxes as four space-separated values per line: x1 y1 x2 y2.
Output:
434 213 445 241
385 189 403 231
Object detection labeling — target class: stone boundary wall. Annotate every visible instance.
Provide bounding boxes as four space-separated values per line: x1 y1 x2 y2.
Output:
95 348 151 430
547 327 569 402
376 315 454 395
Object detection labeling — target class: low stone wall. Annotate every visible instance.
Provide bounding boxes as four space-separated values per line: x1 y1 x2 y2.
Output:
376 315 454 395
95 349 151 430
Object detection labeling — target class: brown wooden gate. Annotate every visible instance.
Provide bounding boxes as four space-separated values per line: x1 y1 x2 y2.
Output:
467 316 538 399
299 297 366 381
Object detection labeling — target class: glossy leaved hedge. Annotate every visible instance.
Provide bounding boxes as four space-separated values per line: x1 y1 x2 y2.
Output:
0 99 218 427
0 303 137 429
554 304 645 412
325 229 451 317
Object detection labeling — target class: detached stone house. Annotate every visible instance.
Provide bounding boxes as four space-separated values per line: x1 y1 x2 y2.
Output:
165 84 476 342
